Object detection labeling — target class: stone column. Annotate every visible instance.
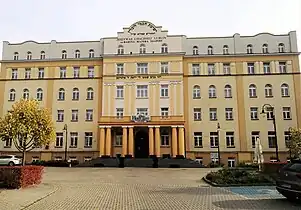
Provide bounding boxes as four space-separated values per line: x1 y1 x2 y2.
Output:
171 126 178 157
178 126 185 157
99 126 106 157
155 126 161 157
128 126 134 157
105 126 112 156
148 126 154 156
122 126 128 157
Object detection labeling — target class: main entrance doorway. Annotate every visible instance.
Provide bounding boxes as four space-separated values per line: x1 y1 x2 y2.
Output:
134 130 149 158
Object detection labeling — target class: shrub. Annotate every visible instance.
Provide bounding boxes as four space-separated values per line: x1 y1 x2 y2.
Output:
208 162 224 168
237 162 259 169
0 166 44 189
31 160 79 167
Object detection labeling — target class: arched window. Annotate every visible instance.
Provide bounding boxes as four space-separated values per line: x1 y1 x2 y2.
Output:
193 46 199 55
208 85 216 98
13 52 19 60
193 85 201 99
23 89 29 99
139 44 146 54
72 88 79 100
75 50 80 58
36 88 43 101
87 87 94 100
223 45 229 55
40 51 45 59
247 44 253 54
249 84 257 98
161 43 168 53
117 45 124 55
278 43 285 53
9 89 16 101
89 49 94 58
62 50 67 59
264 84 273 97
58 88 65 100
207 46 213 55
224 85 232 98
281 83 289 97
262 44 268 53
27 51 32 60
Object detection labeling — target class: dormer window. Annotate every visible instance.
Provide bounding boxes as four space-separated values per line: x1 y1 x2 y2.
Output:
139 44 146 54
117 45 124 55
40 51 45 59
278 43 285 53
193 46 199 55
13 52 19 60
207 46 213 55
161 43 168 53
89 49 94 58
75 50 80 58
247 44 253 54
262 44 268 53
62 50 67 59
223 45 229 55
27 51 32 60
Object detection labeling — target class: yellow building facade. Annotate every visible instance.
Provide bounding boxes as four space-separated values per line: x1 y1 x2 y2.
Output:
0 21 300 166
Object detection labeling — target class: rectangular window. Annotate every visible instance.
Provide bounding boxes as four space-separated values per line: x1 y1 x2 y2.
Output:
223 63 231 75
4 138 12 148
228 158 235 168
225 108 233 120
88 66 94 78
209 108 217 121
283 107 291 120
247 63 255 74
25 68 31 79
116 86 124 99
73 67 80 78
60 67 66 78
136 85 148 98
192 64 200 75
160 84 169 97
250 107 258 120
86 109 93 121
84 132 93 148
263 62 271 74
71 110 78 122
279 62 287 73
208 64 215 75
266 107 274 120
38 68 44 79
268 131 276 148
115 135 122 146
194 108 201 121
136 108 148 116
137 63 148 74
55 132 63 147
251 131 260 148
116 63 124 75
226 132 235 148
160 107 169 118
194 132 203 147
11 69 18 79
57 110 64 122
210 132 219 148
116 108 124 119
284 131 290 148
161 135 169 146
161 62 168 74
70 132 78 148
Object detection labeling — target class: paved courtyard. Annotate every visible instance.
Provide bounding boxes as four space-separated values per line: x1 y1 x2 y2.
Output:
0 167 301 210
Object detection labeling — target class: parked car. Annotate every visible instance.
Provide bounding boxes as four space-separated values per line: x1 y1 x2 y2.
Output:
0 155 22 166
276 160 301 201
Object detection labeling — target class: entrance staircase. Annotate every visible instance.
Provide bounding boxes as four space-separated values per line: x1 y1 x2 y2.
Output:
77 157 203 168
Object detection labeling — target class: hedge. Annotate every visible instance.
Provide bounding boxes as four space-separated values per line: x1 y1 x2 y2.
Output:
31 160 79 167
0 166 44 189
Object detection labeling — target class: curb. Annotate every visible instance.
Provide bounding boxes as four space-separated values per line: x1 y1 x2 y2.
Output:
202 176 275 187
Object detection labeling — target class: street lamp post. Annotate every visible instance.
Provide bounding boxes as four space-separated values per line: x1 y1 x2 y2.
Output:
217 122 221 165
261 104 279 162
63 124 68 161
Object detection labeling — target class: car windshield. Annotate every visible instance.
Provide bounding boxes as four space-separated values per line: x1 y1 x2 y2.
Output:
284 163 301 173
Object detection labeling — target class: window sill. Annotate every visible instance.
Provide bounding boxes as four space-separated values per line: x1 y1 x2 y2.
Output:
284 118 292 120
69 146 77 148
249 96 257 98
265 96 274 98
114 145 122 147
56 120 64 122
160 145 170 148
227 146 236 148
251 118 259 121
210 146 218 148
8 100 15 102
72 99 79 101
136 97 148 99
194 119 202 121
115 98 124 100
210 119 218 121
85 120 93 122
193 97 201 99
225 97 232 99
209 97 217 99
86 98 94 100
57 99 65 101
282 95 290 98
226 119 234 121
194 146 203 148
4 146 12 148
84 146 92 148
160 97 169 99
54 146 63 148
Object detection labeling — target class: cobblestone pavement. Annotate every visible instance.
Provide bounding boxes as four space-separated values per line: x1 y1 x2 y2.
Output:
1 167 301 210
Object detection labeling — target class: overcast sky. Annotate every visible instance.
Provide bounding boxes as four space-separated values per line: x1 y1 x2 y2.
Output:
0 0 300 56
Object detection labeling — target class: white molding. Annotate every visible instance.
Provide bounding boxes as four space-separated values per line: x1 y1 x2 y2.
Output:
99 126 106 128
178 125 184 128
171 126 178 128
154 125 160 128
122 126 128 128
128 126 134 128
148 126 154 128
105 126 112 128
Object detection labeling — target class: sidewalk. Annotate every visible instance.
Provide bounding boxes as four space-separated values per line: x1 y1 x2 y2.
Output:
0 183 58 210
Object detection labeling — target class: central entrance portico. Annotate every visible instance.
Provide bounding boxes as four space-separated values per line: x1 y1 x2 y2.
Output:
134 128 149 158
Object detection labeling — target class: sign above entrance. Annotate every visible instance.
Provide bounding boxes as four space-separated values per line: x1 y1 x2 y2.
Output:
131 115 151 123
128 21 158 34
